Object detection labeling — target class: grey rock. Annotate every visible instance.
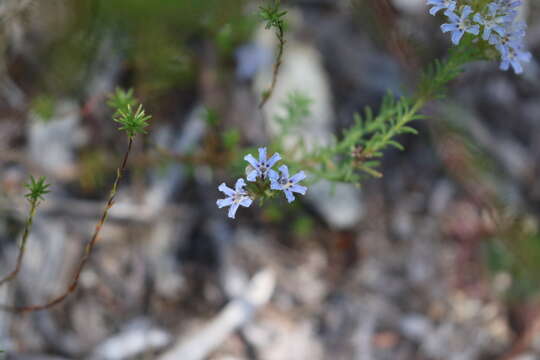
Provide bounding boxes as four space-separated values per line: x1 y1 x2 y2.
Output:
28 100 84 179
400 315 433 341
91 318 171 360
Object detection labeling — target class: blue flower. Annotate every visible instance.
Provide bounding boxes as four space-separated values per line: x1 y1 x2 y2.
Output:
217 178 253 219
499 45 531 74
427 0 456 16
427 0 531 75
488 21 526 56
270 165 307 203
441 6 480 45
473 3 508 41
244 147 281 182
494 0 522 20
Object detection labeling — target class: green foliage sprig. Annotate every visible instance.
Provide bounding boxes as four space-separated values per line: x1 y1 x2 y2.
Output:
114 104 152 138
259 0 286 30
24 176 50 202
110 87 151 138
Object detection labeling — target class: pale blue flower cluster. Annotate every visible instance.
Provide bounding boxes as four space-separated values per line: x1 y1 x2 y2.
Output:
428 0 532 74
217 147 307 219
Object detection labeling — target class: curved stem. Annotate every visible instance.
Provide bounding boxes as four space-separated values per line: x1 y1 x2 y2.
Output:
1 137 134 313
259 25 285 109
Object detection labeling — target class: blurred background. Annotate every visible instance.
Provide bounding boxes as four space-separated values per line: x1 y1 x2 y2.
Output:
1 0 540 359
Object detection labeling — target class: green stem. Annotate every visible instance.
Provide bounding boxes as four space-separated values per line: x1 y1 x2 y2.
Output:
0 199 39 287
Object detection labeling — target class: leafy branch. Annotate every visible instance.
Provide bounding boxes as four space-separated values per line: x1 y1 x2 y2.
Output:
271 49 474 184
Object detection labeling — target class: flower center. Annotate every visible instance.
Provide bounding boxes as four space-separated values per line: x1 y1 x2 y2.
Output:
459 19 471 31
279 178 293 188
258 163 268 176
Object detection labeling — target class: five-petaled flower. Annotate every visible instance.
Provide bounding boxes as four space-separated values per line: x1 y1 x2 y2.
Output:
270 165 307 203
217 178 253 219
244 147 281 182
441 6 480 45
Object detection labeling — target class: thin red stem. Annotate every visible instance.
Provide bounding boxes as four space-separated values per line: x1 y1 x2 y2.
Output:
1 137 134 313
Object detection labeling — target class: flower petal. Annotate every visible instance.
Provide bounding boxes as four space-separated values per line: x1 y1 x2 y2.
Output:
510 59 523 74
518 51 532 62
267 169 279 181
451 30 464 45
444 10 459 23
429 5 444 16
267 153 281 167
508 1 522 9
284 189 295 203
290 171 306 184
247 170 258 182
235 178 246 192
467 25 480 36
218 183 235 196
228 202 240 219
493 26 505 37
482 27 491 41
290 184 307 195
258 147 267 163
278 165 289 178
473 13 483 24
217 197 234 208
487 2 498 16
488 33 499 45
244 154 259 168
441 23 458 33
461 5 472 19
270 180 282 191
240 197 253 207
